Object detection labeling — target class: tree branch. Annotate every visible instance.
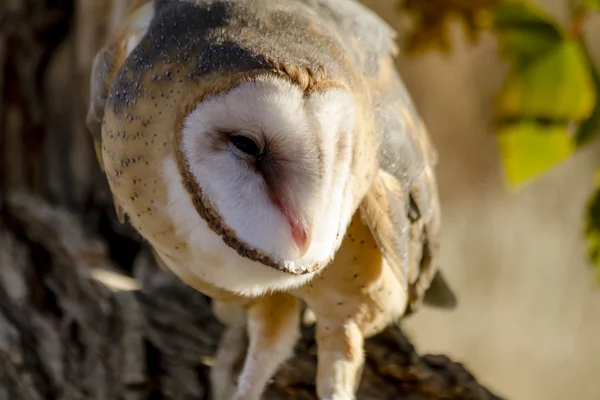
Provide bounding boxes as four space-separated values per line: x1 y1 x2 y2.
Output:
0 193 504 400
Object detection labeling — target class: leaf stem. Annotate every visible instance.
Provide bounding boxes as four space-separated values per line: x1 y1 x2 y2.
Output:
569 1 589 39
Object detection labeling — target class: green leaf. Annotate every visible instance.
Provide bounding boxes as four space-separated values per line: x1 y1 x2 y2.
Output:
586 172 600 280
496 121 576 187
492 1 597 122
582 0 600 12
575 65 600 145
497 39 596 121
493 0 560 29
491 0 597 188
492 1 562 65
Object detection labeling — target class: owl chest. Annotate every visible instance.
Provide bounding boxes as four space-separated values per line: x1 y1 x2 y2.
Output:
125 196 258 301
295 211 408 336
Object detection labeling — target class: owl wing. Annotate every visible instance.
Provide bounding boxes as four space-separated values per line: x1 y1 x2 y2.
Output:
86 47 128 224
86 1 154 224
367 59 457 313
309 0 456 313
369 56 458 315
361 80 456 315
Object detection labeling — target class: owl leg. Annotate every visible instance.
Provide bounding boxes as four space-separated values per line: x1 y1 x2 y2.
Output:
210 300 248 400
233 293 300 400
315 320 365 400
302 304 317 326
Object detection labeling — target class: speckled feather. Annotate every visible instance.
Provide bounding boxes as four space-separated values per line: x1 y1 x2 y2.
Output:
88 0 448 308
87 1 455 397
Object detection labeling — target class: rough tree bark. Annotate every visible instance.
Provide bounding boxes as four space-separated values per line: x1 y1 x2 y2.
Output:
0 1 504 399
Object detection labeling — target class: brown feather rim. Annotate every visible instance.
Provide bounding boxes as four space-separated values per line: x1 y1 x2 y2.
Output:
173 68 343 275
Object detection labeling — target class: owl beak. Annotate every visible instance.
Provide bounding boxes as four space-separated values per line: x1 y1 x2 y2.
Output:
271 196 312 257
289 218 311 257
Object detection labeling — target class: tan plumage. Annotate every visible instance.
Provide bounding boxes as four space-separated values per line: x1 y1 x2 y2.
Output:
86 1 457 399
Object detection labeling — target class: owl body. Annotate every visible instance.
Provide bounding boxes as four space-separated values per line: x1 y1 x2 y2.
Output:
98 0 381 298
88 1 455 399
294 210 408 338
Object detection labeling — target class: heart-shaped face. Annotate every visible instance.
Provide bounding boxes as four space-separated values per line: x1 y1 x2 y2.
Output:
178 76 358 275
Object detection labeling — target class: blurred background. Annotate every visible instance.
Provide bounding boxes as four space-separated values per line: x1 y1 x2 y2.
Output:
1 1 600 399
361 1 600 399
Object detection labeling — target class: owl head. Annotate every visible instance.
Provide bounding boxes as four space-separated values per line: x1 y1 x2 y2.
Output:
178 75 358 275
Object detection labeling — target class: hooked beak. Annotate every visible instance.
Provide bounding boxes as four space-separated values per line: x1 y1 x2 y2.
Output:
271 197 312 257
287 214 311 257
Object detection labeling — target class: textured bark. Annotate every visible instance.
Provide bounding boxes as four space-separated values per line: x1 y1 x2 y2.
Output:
0 1 503 399
0 194 503 400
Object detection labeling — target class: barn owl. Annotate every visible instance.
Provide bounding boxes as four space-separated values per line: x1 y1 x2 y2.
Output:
86 0 457 399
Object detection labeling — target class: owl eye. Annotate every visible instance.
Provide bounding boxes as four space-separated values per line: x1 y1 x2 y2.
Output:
229 135 262 158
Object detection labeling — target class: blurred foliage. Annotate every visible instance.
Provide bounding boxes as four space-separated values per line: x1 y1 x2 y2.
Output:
577 66 600 145
401 0 498 53
582 0 600 11
492 1 596 186
587 174 600 279
496 121 577 185
400 0 600 277
492 2 594 122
